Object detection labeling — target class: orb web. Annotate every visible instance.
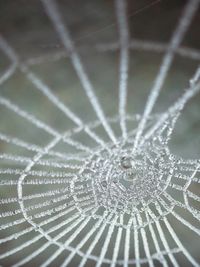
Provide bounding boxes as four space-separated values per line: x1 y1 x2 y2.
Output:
0 0 200 266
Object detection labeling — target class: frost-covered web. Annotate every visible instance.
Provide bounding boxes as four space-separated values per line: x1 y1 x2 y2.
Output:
0 0 200 266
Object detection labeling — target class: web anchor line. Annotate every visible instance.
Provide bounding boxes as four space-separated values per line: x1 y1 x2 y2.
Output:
140 66 200 146
132 0 200 153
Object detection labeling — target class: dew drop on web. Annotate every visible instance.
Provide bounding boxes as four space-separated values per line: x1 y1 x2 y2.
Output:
120 156 133 169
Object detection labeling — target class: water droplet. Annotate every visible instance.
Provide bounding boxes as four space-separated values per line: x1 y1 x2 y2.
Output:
189 78 194 86
101 180 107 188
121 156 132 169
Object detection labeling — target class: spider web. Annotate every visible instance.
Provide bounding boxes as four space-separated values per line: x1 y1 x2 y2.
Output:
0 0 200 266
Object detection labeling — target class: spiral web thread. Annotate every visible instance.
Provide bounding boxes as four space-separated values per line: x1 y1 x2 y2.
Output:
0 0 200 266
